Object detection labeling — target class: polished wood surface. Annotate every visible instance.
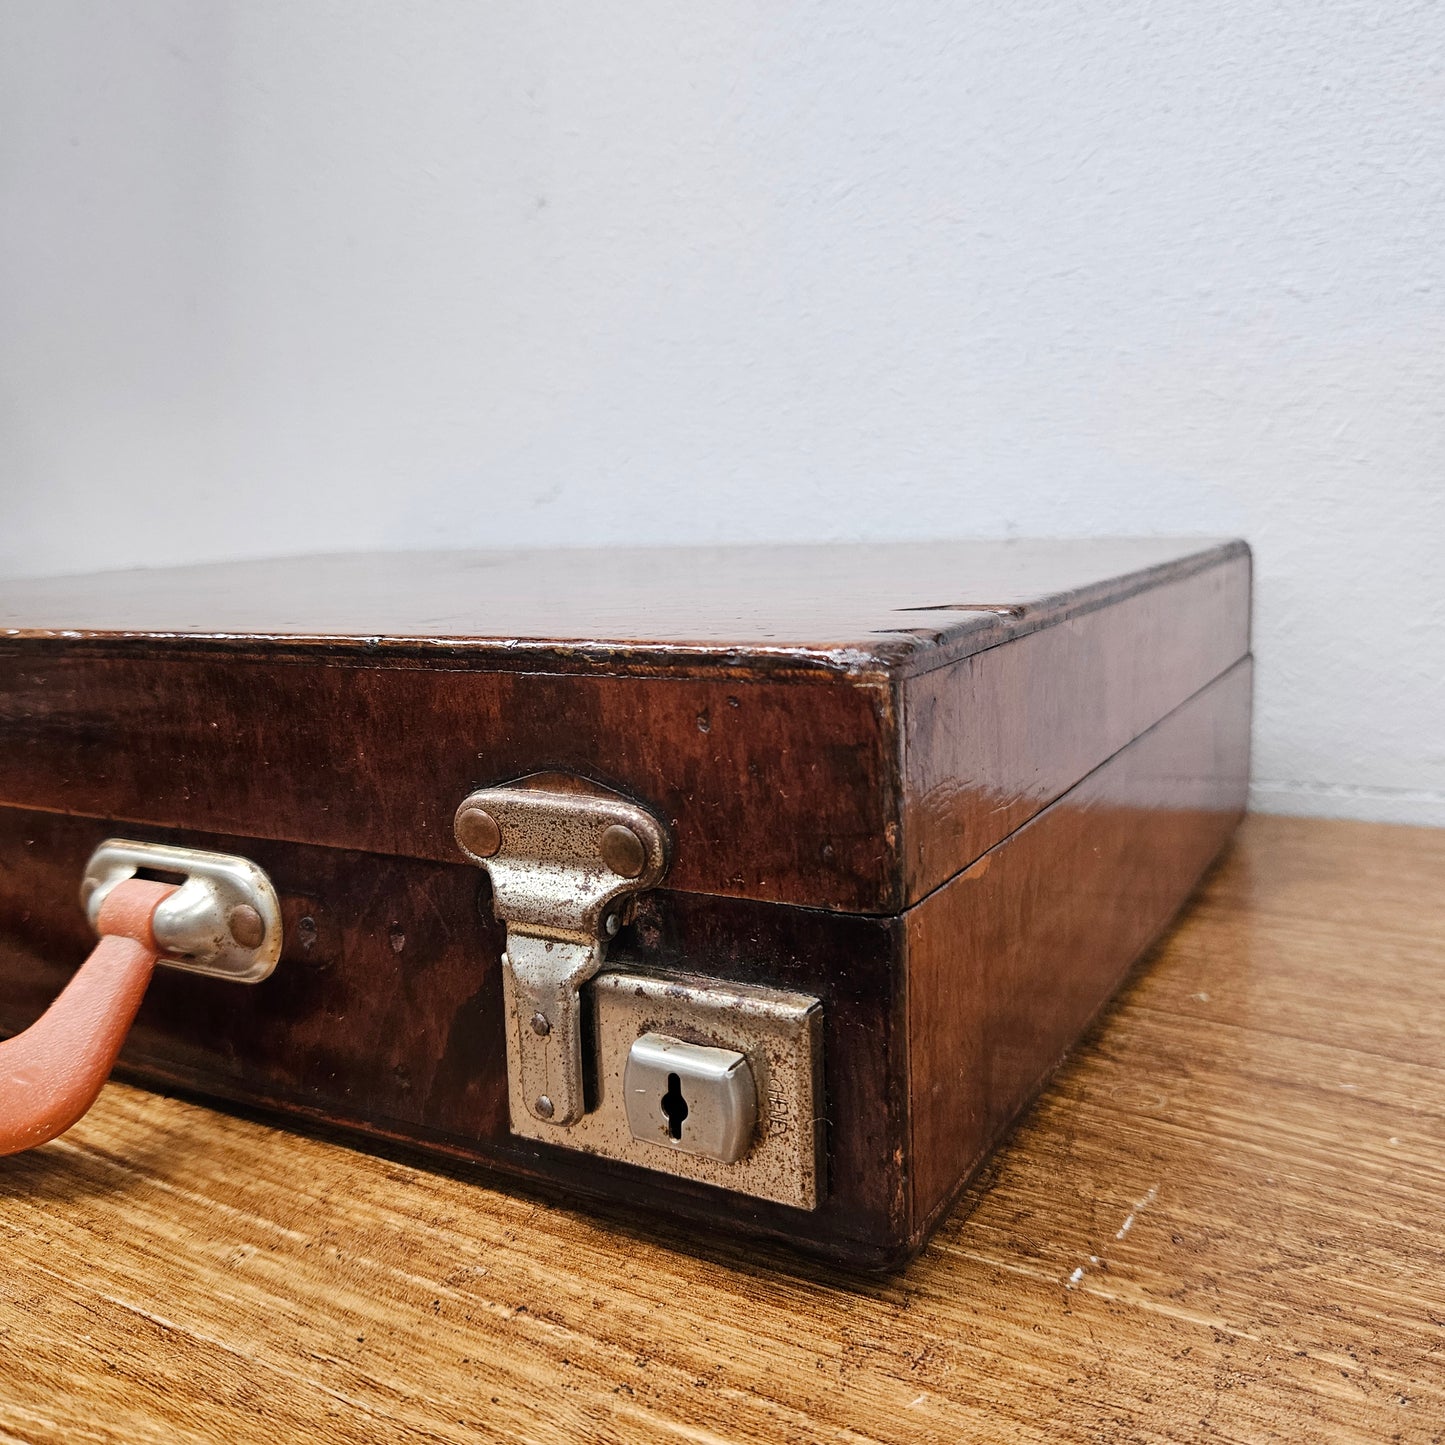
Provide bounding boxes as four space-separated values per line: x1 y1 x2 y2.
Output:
1 814 1439 1442
902 557 1249 900
0 803 906 1265
0 542 1248 912
0 538 1253 1265
0 539 1244 676
0 654 902 912
0 666 1247 1267
906 659 1251 1231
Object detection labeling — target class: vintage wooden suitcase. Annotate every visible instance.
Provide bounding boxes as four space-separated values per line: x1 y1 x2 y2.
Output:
0 538 1251 1268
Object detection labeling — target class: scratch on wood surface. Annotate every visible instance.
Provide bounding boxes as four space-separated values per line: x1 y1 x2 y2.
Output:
1116 1185 1159 1241
610 1404 750 1445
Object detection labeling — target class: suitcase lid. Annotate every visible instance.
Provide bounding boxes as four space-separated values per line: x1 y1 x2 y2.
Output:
0 538 1250 913
0 538 1243 673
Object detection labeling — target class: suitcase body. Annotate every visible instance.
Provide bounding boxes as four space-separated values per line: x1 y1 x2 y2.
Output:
0 539 1251 1268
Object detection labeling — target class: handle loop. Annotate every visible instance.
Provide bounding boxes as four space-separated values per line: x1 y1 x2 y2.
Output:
0 878 175 1157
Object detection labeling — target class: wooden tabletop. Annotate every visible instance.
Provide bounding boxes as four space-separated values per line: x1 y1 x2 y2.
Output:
2 814 1441 1443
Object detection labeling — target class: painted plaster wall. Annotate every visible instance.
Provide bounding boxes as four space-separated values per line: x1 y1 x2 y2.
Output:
2 3 1441 822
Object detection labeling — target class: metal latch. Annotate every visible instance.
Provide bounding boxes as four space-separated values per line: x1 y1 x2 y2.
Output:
454 775 669 1130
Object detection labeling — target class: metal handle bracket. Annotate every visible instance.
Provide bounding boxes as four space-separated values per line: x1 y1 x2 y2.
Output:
0 841 284 1158
81 840 283 984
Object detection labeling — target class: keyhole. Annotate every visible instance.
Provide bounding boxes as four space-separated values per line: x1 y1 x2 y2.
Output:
661 1073 689 1140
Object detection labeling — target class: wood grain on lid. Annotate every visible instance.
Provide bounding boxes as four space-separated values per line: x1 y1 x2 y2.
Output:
0 537 1247 679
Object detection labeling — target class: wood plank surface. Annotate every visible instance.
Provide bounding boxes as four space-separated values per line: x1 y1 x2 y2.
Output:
2 813 1441 1443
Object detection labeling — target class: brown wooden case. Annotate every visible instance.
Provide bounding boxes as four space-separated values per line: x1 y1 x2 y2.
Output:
0 538 1251 1268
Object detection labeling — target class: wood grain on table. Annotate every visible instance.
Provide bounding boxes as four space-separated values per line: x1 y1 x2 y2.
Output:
2 814 1441 1444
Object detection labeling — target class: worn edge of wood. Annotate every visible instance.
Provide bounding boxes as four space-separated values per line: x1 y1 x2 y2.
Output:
0 540 1251 683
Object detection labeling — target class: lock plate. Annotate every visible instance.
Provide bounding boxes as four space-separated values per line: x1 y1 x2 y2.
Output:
454 775 669 1131
526 969 825 1209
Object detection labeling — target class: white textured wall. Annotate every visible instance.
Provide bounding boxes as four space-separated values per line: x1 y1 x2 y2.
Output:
1 3 1442 824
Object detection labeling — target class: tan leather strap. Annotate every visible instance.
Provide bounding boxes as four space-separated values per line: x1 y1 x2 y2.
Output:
0 878 176 1156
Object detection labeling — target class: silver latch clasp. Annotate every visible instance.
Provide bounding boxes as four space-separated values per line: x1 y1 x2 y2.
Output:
454 775 670 1130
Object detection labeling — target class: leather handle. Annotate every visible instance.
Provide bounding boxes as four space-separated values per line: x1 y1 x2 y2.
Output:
0 878 176 1157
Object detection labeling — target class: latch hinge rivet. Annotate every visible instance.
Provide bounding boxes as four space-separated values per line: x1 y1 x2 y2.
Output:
600 824 646 879
457 807 502 859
